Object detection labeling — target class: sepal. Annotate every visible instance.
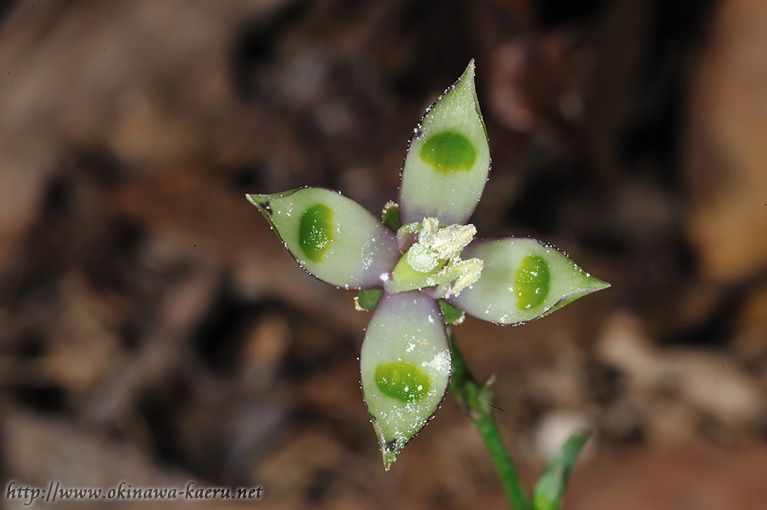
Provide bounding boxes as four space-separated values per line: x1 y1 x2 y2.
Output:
399 61 491 225
247 188 399 289
448 238 609 324
359 292 451 469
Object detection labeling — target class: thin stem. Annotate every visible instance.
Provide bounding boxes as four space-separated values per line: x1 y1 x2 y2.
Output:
447 325 529 510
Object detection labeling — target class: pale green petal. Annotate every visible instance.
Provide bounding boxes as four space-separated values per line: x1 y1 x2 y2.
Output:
360 291 450 469
399 61 491 225
448 238 609 324
247 188 399 289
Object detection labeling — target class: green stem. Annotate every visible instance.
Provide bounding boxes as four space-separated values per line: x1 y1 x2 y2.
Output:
447 325 529 510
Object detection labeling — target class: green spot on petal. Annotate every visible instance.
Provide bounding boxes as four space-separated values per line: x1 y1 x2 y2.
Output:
375 362 431 403
420 131 476 173
299 203 333 262
516 254 550 310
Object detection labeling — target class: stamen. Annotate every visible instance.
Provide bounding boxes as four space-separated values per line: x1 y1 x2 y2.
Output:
388 218 483 297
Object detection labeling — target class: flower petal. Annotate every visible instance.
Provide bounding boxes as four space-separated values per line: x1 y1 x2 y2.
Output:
448 238 609 324
247 188 399 289
360 291 451 469
399 61 491 225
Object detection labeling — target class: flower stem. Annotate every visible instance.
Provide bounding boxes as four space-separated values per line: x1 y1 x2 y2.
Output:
447 325 529 510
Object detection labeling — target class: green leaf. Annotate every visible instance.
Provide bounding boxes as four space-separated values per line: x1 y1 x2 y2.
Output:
359 292 451 469
247 188 400 289
399 60 491 225
448 238 609 324
532 431 591 510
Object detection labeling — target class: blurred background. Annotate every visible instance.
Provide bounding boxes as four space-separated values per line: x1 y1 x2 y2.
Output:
1 0 767 508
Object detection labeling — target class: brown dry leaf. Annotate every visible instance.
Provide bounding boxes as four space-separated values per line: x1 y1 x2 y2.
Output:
684 0 767 282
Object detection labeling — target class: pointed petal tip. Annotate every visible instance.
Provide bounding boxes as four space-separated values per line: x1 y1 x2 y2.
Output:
245 194 271 216
458 59 477 90
382 448 397 471
372 415 399 470
245 193 270 209
589 275 611 292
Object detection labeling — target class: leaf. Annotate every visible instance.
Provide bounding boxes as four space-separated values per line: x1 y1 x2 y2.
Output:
448 238 609 324
399 60 491 226
359 291 451 469
532 431 591 510
247 188 400 289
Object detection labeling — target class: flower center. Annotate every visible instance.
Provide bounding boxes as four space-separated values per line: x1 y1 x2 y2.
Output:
386 217 483 298
391 252 445 282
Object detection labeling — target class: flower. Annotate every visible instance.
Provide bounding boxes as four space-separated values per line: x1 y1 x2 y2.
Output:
247 61 608 469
